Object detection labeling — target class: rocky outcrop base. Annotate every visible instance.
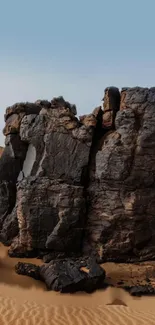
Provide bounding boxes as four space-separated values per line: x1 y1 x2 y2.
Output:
15 257 106 293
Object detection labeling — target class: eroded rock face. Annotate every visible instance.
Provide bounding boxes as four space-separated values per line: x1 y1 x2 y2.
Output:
0 134 27 241
102 87 120 128
19 103 93 184
0 103 41 243
84 87 155 261
1 88 155 263
1 207 19 246
9 177 85 254
4 102 42 121
5 97 96 256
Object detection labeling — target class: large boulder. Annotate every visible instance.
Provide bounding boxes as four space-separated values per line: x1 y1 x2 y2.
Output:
15 257 106 293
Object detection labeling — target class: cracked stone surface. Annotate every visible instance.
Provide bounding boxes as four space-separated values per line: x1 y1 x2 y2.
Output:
1 89 155 263
84 87 155 261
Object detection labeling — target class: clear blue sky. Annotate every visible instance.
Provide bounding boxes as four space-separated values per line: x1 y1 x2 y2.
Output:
0 0 155 145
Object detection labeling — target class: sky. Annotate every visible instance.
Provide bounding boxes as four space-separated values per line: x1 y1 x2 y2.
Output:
0 0 155 145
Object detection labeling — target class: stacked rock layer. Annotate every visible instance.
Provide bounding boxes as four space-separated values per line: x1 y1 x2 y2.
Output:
0 88 155 262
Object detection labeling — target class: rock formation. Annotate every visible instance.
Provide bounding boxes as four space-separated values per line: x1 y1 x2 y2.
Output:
1 88 155 263
15 257 106 293
84 87 155 262
0 96 96 257
0 103 41 245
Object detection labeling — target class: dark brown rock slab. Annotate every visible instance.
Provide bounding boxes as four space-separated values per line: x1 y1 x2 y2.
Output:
124 285 155 297
50 96 77 115
5 102 41 121
15 262 41 280
15 257 106 293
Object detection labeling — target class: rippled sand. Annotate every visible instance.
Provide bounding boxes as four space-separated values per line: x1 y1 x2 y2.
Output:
1 297 155 325
0 244 155 324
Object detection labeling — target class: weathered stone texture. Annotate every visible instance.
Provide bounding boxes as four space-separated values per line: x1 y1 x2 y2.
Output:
102 86 120 128
19 101 94 184
15 257 106 293
0 103 41 243
5 102 41 121
9 177 85 254
1 88 155 263
84 87 155 261
4 97 96 255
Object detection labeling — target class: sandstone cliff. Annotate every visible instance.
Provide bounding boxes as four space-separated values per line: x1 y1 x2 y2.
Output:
0 88 155 262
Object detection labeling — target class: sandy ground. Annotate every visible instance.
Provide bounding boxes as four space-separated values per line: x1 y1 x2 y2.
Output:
0 244 155 324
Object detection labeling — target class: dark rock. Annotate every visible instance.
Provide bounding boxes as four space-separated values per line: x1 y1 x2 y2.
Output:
0 181 16 231
2 88 155 264
42 251 81 263
0 136 27 244
84 87 155 262
0 134 27 183
0 102 42 243
9 177 86 253
0 133 27 242
15 262 41 280
51 96 77 115
15 258 106 293
40 257 106 293
19 109 93 184
0 207 18 245
5 102 41 121
124 285 155 297
35 100 51 108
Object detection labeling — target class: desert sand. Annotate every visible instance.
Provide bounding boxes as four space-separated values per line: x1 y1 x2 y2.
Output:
0 244 155 324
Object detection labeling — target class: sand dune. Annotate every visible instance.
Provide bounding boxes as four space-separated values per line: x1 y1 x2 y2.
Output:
0 297 155 325
0 244 155 324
